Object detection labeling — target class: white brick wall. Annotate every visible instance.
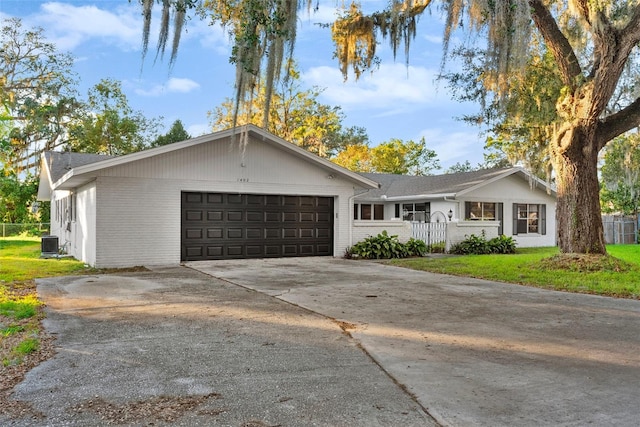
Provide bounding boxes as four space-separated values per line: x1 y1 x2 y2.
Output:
351 221 413 246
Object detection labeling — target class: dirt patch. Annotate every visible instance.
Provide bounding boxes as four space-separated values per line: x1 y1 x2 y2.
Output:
69 393 222 424
0 300 54 420
539 253 634 273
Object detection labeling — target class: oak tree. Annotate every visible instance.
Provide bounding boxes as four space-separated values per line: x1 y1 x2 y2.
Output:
137 0 640 254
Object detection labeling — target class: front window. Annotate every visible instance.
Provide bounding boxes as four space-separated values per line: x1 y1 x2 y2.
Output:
396 202 430 222
517 204 539 234
354 203 384 220
466 202 496 220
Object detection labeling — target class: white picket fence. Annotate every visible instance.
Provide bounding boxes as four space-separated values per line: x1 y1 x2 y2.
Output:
412 222 447 246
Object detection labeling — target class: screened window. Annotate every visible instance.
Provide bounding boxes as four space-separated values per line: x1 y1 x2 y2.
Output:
515 204 545 234
466 202 496 220
354 203 384 220
465 202 504 234
395 202 430 222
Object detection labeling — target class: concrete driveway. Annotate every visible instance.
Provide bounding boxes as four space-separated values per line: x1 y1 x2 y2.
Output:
188 257 640 427
4 258 640 426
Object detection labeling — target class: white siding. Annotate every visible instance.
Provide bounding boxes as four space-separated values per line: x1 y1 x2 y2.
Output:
459 174 557 247
75 182 96 266
351 220 413 246
89 136 359 267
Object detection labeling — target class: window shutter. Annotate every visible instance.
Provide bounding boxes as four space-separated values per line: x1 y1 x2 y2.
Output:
540 204 546 235
512 204 518 235
497 203 503 235
465 202 471 220
395 204 400 219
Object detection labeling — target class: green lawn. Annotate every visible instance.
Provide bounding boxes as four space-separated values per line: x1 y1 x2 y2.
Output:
0 237 92 283
1 237 94 367
389 245 640 299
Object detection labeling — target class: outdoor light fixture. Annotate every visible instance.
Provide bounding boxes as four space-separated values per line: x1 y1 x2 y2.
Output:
447 209 453 221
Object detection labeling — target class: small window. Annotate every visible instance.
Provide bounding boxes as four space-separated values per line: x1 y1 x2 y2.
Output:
374 204 384 220
467 202 496 220
354 203 385 220
361 204 372 220
400 202 430 222
513 204 546 235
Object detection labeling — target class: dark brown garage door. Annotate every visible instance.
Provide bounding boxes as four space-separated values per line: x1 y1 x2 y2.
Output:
181 192 334 261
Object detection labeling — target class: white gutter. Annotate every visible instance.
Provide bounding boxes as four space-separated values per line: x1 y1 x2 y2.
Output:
381 193 456 202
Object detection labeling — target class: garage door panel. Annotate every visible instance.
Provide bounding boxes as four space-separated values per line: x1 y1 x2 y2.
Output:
207 228 223 239
265 228 280 238
300 212 314 222
185 193 202 204
283 212 297 222
317 212 331 222
300 228 314 238
207 211 223 221
228 194 243 204
185 210 202 221
247 195 263 204
227 211 243 221
246 228 262 239
247 211 262 222
265 212 280 222
207 246 223 257
283 228 297 238
317 228 330 238
227 228 243 238
207 194 223 204
186 246 203 258
185 228 202 239
182 192 333 261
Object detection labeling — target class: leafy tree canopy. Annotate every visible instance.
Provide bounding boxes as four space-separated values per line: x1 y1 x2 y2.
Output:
600 133 640 215
331 137 440 175
0 18 80 174
209 62 369 157
151 119 192 147
67 79 161 155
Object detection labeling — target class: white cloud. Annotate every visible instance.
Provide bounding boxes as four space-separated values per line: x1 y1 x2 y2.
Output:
13 2 229 56
303 63 441 112
167 77 200 93
424 34 443 44
179 17 229 54
418 128 484 165
135 77 200 97
33 2 141 51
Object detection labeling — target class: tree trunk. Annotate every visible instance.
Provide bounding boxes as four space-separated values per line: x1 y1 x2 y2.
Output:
552 124 607 254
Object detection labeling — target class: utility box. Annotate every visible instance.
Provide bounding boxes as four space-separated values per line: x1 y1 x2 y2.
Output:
41 236 59 258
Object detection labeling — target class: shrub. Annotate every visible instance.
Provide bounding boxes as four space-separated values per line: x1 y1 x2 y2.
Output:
450 232 491 255
405 238 428 257
348 231 425 259
488 235 517 254
426 241 446 254
449 232 517 255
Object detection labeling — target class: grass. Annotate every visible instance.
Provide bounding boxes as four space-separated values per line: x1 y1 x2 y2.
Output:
1 237 96 370
389 245 640 298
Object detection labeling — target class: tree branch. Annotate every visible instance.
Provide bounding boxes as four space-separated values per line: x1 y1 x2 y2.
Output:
528 0 582 90
620 5 640 48
597 97 640 149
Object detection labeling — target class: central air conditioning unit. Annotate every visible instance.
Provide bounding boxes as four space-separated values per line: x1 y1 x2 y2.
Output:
41 236 59 258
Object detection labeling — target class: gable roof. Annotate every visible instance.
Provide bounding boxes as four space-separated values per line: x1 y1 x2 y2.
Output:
37 124 378 199
356 167 556 201
37 152 115 200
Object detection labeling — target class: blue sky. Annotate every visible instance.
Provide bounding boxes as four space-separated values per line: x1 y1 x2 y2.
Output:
1 0 485 169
